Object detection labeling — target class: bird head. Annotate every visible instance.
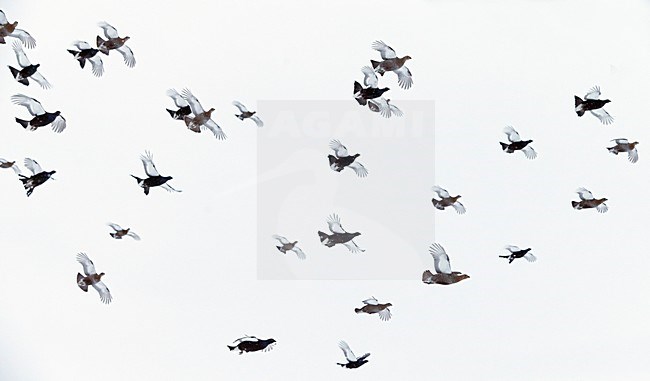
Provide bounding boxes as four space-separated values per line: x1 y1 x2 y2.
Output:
384 303 393 307
207 108 215 116
122 36 131 42
34 64 41 69
603 99 611 104
457 274 470 281
54 111 61 116
353 153 361 158
98 272 105 279
600 198 608 202
403 55 412 61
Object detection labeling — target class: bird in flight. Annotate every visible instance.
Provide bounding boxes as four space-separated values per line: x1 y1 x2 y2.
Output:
574 85 613 125
354 297 392 321
131 150 181 195
337 341 370 369
328 139 368 177
107 223 141 240
422 243 470 285
8 41 51 88
318 214 365 253
96 22 135 67
76 252 112 304
370 40 412 89
11 94 66 133
18 158 55 197
500 126 536 159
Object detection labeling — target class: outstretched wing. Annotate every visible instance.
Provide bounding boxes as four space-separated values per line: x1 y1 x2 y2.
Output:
524 253 537 262
361 66 378 88
521 146 537 160
181 88 206 115
628 148 639 164
378 308 392 321
88 55 104 77
431 186 451 199
338 341 358 362
611 138 629 144
12 41 32 67
371 40 397 59
76 252 97 276
576 187 594 200
92 281 112 304
394 66 412 89
126 231 141 240
202 119 227 140
30 72 52 89
362 297 378 305
10 29 36 49
24 158 43 175
250 115 264 127
388 103 403 117
11 94 45 116
0 158 21 175
451 201 466 214
51 114 66 133
329 139 349 158
584 85 601 100
504 245 521 253
428 243 452 274
98 22 120 39
232 101 249 113
344 240 365 253
272 235 290 244
116 45 135 67
503 126 521 142
140 150 160 177
161 183 182 193
72 40 92 50
327 214 346 234
347 162 368 178
291 246 306 260
167 89 189 108
107 223 123 231
589 108 613 125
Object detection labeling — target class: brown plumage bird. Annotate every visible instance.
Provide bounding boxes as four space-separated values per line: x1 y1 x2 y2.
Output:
572 188 608 213
96 22 135 67
354 297 392 321
370 40 412 89
0 10 36 48
422 243 470 285
607 138 638 163
431 186 465 214
107 223 141 240
76 252 112 304
0 158 20 174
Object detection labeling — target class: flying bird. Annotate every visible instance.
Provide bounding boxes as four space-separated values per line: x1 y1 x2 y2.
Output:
337 341 370 369
96 22 135 67
422 243 470 285
67 41 104 77
165 89 192 120
328 139 368 177
367 97 403 118
19 158 55 197
500 126 536 159
107 223 141 240
370 40 413 89
0 10 36 48
607 138 638 163
572 187 608 213
272 235 306 260
11 94 66 133
227 336 276 354
181 89 227 140
431 186 465 214
131 150 181 195
318 214 365 253
354 66 389 106
0 158 20 174
499 245 536 264
8 41 51 88
355 297 392 321
232 101 263 127
76 252 112 304
574 86 613 125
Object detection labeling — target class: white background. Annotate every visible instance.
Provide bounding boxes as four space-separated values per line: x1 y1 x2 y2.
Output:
0 0 649 380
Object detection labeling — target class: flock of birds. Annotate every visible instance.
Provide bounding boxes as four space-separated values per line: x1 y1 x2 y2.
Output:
0 8 640 370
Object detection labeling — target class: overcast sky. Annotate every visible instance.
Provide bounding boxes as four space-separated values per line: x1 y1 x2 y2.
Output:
1 0 649 380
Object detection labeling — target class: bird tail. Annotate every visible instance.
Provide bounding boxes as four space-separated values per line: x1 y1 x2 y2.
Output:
15 118 30 129
354 308 363 314
499 142 509 151
422 270 435 283
328 154 338 168
353 81 362 94
607 147 618 155
574 96 583 107
130 174 143 183
235 114 245 120
571 201 580 209
77 273 89 292
227 345 237 351
166 109 176 118
96 36 109 54
317 231 329 243
370 60 380 69
337 363 346 367
499 255 510 259
8 65 20 78
574 96 585 116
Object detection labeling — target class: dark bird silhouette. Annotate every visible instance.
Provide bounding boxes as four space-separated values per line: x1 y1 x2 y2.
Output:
574 86 613 125
337 341 370 369
272 235 306 259
607 138 639 163
8 41 50 88
499 245 536 264
76 252 112 304
18 158 55 197
572 187 608 213
355 297 392 321
354 66 389 105
165 89 192 120
96 22 135 67
328 139 368 177
131 150 181 195
227 336 276 354
370 40 412 89
0 10 36 48
232 101 263 127
68 40 104 77
107 223 140 240
11 94 66 133
422 243 470 285
500 126 536 159
318 214 365 253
